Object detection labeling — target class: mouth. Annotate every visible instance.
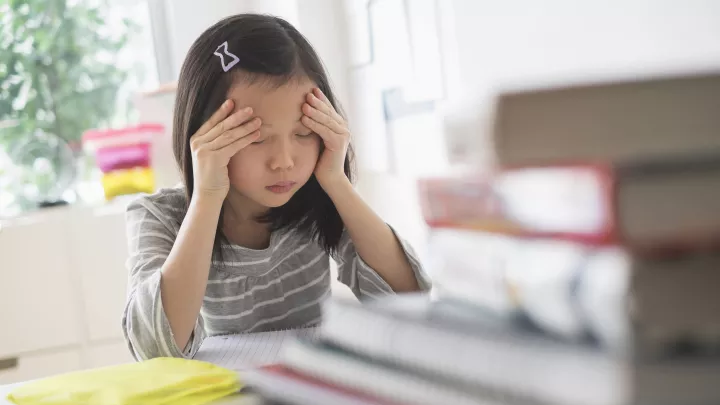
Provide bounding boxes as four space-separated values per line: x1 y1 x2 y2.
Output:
265 181 297 194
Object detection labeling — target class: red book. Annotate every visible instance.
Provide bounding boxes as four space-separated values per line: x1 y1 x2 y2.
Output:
418 157 720 254
243 364 399 405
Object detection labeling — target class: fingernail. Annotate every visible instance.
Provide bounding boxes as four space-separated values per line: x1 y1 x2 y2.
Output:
223 100 231 108
244 107 253 114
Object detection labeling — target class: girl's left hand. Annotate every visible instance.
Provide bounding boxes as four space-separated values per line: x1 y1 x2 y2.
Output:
301 88 350 189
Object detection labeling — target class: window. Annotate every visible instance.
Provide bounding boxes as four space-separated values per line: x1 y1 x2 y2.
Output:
0 0 158 218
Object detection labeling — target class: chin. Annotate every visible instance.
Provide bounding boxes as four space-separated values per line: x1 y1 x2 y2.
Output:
258 190 296 208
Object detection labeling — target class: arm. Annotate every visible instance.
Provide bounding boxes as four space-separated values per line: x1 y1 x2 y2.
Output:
124 99 260 358
300 87 428 295
325 179 419 292
122 194 212 360
158 192 224 349
158 99 260 349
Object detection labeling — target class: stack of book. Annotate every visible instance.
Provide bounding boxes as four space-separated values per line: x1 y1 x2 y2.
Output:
244 294 720 405
420 70 720 357
241 70 720 405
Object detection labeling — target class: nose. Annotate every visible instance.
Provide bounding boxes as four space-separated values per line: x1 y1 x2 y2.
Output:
268 136 294 171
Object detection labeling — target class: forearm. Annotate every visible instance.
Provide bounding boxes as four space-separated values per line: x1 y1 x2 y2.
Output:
324 179 419 292
160 192 223 349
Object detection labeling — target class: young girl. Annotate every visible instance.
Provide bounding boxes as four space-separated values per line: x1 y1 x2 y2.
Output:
122 14 430 361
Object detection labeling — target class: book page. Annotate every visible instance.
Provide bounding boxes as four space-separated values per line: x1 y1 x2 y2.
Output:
193 327 320 371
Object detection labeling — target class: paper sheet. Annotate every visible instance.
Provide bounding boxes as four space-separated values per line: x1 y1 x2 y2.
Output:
193 327 320 371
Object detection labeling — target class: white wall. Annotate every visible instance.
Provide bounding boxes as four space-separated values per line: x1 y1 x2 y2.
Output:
162 0 300 81
295 0 351 109
451 0 720 92
440 0 720 166
159 0 350 108
337 0 720 268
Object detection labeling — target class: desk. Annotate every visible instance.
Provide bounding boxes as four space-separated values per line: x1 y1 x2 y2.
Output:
0 382 264 405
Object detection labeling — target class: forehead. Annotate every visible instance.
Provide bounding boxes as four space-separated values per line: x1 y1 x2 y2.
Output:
226 78 315 124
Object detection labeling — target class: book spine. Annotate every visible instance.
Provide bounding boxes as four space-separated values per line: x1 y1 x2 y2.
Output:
418 164 619 246
429 229 720 356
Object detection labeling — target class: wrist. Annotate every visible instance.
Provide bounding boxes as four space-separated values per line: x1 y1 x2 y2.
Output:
319 175 353 199
191 189 226 209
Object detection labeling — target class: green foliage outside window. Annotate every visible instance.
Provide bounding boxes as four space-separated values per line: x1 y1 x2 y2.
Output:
0 0 137 213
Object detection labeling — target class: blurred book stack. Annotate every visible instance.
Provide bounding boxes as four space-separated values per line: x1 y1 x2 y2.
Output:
421 70 720 356
242 71 720 405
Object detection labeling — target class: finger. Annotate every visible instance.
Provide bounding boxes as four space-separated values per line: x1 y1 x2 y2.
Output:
312 88 333 109
207 117 262 150
196 99 234 136
301 116 340 147
306 93 332 116
219 130 261 160
196 106 254 144
302 103 345 134
307 91 343 124
311 88 344 123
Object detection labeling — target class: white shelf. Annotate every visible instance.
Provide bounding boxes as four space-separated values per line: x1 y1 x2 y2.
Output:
0 203 133 383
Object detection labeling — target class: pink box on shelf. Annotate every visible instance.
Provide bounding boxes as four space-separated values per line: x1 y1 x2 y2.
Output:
95 143 151 173
82 124 164 173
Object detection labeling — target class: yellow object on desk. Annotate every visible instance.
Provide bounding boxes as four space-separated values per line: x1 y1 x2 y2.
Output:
101 167 155 200
6 358 241 405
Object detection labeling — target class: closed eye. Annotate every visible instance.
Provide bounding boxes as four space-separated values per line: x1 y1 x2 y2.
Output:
296 132 315 138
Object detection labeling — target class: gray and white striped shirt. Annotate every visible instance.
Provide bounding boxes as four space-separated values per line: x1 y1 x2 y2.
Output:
121 186 430 360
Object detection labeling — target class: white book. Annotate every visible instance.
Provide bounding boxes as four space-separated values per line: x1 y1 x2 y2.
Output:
280 339 502 405
320 296 720 405
193 327 320 371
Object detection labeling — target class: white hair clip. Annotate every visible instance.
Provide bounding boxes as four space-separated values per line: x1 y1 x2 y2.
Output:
214 41 240 72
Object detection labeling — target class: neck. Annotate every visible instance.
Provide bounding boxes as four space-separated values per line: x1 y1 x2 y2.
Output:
221 189 271 250
224 189 267 223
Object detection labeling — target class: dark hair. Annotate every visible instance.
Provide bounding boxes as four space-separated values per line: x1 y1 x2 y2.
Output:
172 14 354 258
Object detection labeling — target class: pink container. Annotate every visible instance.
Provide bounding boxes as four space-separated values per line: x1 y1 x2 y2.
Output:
95 143 151 173
82 124 164 173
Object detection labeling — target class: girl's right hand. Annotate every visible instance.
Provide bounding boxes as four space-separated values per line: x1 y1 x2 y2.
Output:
189 99 261 198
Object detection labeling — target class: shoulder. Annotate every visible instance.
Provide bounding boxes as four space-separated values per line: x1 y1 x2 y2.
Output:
125 186 187 227
272 227 329 260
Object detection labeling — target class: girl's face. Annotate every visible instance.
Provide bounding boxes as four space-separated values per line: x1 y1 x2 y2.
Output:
225 79 321 213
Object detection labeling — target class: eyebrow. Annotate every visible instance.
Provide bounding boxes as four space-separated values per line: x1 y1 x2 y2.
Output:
260 119 307 129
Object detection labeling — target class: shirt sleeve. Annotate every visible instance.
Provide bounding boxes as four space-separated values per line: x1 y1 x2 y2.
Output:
333 225 432 300
121 197 205 360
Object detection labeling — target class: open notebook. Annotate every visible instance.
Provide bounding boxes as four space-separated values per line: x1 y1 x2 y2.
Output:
193 327 320 371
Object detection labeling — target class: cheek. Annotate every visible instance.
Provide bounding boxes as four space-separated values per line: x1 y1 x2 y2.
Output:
227 149 261 184
297 137 321 165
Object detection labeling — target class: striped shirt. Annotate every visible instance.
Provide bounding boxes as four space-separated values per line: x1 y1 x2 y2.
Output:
122 186 430 360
